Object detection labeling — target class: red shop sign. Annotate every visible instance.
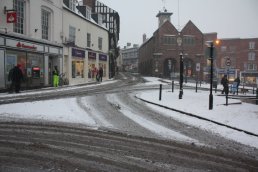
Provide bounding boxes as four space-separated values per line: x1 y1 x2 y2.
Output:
6 11 17 23
16 42 37 50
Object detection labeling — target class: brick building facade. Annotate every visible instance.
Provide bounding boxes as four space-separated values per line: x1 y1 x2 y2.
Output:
216 38 258 85
139 10 211 81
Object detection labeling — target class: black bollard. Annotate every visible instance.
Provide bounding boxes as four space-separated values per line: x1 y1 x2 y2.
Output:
256 88 258 105
172 81 174 93
196 81 198 93
226 94 228 106
159 84 162 101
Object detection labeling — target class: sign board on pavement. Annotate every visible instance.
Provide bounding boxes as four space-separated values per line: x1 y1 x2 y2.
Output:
196 63 200 71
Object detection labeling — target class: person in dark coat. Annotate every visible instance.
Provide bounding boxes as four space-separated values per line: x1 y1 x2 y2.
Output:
11 64 24 93
234 77 240 90
98 66 103 82
221 75 229 94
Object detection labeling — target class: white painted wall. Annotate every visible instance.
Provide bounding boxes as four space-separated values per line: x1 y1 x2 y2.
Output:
0 0 14 33
62 8 109 53
0 0 63 44
62 7 109 85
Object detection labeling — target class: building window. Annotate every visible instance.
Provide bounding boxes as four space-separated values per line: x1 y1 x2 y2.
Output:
162 36 176 45
249 42 255 49
248 52 256 61
247 63 257 71
87 33 91 48
41 9 50 40
69 0 77 11
86 6 91 20
69 26 76 43
98 37 103 50
183 36 195 45
13 0 25 34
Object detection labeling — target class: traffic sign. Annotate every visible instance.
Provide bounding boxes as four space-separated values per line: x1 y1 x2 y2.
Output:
196 63 200 71
225 58 231 66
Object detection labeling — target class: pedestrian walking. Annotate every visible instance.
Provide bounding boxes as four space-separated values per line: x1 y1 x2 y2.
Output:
234 76 240 91
99 66 103 82
53 66 59 87
9 64 24 93
221 75 229 94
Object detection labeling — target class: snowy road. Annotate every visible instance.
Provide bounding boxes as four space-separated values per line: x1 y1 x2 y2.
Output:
0 72 258 171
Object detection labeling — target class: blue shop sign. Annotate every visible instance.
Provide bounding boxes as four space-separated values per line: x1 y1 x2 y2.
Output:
72 48 85 58
88 52 96 60
99 54 107 61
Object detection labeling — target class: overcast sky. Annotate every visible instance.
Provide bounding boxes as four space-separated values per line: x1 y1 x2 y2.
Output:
102 0 258 47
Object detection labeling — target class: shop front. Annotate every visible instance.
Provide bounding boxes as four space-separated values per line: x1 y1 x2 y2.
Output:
240 71 258 86
70 48 86 85
0 34 63 91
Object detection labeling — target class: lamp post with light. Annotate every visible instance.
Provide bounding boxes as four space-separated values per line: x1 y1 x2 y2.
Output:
177 34 183 99
208 40 220 110
179 52 184 99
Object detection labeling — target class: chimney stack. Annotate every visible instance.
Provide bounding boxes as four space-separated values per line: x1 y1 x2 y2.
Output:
83 0 95 9
143 34 147 43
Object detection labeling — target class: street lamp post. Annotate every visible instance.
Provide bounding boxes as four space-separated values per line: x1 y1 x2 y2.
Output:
179 52 183 99
177 34 183 99
209 42 214 110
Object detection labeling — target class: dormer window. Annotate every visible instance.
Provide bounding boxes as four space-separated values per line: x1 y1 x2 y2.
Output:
69 0 77 11
85 6 91 20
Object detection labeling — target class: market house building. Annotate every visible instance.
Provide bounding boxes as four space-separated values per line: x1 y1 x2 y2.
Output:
0 0 63 90
138 9 208 81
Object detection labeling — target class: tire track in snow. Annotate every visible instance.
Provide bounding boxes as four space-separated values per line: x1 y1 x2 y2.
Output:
106 94 200 144
76 97 113 128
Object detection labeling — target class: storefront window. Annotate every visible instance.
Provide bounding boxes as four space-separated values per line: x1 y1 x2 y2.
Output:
5 50 44 87
72 60 84 78
88 62 96 80
6 50 26 82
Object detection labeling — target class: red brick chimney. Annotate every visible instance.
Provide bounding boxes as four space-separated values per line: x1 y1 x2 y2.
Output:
83 0 95 8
